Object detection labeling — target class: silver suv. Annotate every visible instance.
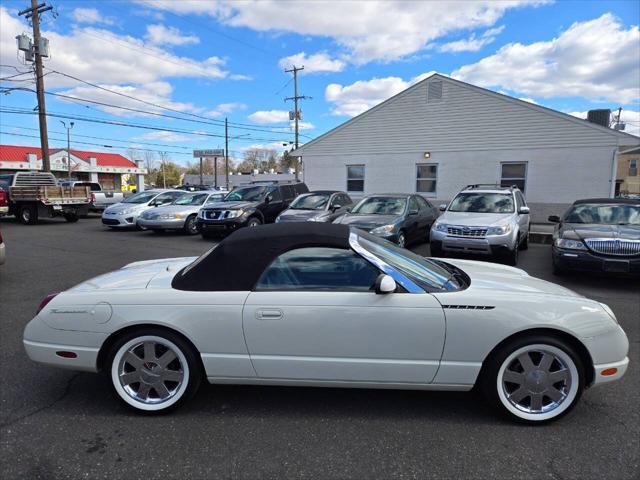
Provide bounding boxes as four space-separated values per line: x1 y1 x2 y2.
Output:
429 184 530 265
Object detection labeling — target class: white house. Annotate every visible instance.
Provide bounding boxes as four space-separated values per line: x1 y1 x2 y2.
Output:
291 74 639 222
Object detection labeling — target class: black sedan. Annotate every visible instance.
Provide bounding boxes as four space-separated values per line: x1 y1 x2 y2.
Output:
333 194 438 248
549 197 640 275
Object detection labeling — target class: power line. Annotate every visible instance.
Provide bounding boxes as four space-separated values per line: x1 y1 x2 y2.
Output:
0 130 193 156
0 107 296 143
1 123 194 150
41 68 307 135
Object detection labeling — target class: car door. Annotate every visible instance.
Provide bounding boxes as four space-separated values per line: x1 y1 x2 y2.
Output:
242 247 446 384
262 187 285 223
416 196 437 230
405 196 423 240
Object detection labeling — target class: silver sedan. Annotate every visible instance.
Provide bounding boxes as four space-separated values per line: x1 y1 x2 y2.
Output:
138 191 225 235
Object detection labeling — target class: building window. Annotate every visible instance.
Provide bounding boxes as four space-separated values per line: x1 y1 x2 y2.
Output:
347 165 364 192
416 164 437 195
501 162 527 192
630 159 638 176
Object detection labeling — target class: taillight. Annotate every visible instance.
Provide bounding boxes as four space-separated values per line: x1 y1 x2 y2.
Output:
37 293 59 314
91 193 96 201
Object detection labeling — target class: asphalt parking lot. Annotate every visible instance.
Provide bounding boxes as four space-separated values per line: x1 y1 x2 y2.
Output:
0 216 638 480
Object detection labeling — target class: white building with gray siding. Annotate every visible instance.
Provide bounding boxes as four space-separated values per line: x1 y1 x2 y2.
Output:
292 74 639 222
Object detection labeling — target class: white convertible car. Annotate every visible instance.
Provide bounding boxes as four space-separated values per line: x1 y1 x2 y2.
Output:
24 224 628 423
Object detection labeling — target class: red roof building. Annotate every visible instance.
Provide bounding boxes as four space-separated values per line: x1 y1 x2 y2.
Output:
0 144 147 189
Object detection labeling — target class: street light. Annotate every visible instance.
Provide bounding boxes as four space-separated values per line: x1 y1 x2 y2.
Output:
60 120 74 180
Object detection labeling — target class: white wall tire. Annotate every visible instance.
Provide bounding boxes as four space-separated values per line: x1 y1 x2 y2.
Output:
482 337 584 424
108 331 202 413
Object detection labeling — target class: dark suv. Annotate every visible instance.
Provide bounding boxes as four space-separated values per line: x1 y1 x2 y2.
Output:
197 182 309 238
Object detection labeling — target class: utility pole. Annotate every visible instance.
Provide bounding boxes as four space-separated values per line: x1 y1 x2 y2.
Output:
60 121 74 179
18 0 53 172
616 107 623 128
285 65 310 181
225 118 230 190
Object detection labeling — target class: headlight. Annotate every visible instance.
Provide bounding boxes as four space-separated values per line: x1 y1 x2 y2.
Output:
159 213 182 219
308 215 328 222
370 224 395 235
487 224 512 235
119 208 134 215
555 238 587 250
225 209 244 218
435 222 448 232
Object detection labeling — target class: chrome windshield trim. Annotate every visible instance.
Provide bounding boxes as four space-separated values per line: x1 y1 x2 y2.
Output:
349 231 425 294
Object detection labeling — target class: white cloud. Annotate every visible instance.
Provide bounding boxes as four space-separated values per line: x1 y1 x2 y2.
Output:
135 131 195 142
71 7 114 26
145 24 199 46
325 72 437 117
278 52 345 73
139 0 546 64
241 142 288 153
56 82 197 117
567 110 640 137
248 110 290 124
453 14 640 104
519 97 538 104
438 25 505 52
0 6 242 118
205 102 247 118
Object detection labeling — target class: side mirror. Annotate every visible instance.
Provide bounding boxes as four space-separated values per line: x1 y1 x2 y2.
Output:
409 209 419 216
439 204 447 212
519 206 530 215
264 195 272 204
374 274 396 294
331 204 342 212
548 215 560 223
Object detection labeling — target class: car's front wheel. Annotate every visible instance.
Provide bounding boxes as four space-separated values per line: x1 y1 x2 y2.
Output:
108 330 202 413
481 336 584 424
183 215 199 235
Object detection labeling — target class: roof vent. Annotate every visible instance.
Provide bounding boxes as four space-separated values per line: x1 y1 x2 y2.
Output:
427 81 443 102
587 109 611 128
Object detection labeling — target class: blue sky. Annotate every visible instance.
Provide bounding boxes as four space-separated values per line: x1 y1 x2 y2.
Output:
1 0 638 166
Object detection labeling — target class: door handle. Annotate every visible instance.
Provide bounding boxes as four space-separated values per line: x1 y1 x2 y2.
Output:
256 309 283 320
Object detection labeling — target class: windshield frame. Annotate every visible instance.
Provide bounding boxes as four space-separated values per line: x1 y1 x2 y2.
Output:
562 203 640 225
350 230 467 292
448 192 515 214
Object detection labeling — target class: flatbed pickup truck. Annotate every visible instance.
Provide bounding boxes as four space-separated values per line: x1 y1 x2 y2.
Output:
0 172 91 224
59 181 124 211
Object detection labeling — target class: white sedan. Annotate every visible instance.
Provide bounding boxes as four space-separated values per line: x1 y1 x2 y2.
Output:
23 223 629 423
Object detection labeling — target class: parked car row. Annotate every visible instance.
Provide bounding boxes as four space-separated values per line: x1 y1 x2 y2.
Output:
96 180 639 274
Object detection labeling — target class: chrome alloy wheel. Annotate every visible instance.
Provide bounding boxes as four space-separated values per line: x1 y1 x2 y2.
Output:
497 344 579 421
111 335 189 411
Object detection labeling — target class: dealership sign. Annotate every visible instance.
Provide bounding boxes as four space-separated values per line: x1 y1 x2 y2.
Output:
193 149 224 158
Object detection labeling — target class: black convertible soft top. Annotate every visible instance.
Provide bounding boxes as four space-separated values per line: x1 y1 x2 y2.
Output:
172 223 352 291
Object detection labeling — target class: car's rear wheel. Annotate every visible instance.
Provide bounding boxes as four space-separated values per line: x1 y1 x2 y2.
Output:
108 330 202 413
19 205 38 225
481 336 584 424
64 213 79 223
